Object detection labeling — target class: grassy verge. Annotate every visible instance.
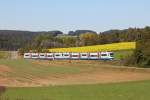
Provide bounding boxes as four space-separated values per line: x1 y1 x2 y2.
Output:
0 80 150 100
113 49 134 60
98 50 134 66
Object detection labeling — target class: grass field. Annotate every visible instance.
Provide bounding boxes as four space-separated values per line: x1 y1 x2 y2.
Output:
0 59 150 87
0 59 82 87
48 42 135 52
1 80 150 100
113 50 134 60
0 51 10 59
0 53 150 100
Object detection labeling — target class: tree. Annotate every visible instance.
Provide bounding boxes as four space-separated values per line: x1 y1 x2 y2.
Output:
98 33 110 44
31 34 54 51
57 36 77 47
134 26 150 67
79 33 98 46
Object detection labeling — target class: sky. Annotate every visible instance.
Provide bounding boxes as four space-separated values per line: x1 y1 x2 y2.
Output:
0 0 150 33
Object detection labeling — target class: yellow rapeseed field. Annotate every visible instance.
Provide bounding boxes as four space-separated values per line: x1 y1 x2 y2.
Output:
48 42 136 53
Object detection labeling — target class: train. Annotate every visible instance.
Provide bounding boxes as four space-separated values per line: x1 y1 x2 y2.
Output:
24 52 114 60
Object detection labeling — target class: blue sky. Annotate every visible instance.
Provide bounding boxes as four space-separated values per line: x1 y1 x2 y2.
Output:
0 0 150 33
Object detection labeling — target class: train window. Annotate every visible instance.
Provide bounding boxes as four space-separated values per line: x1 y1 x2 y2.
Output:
55 54 60 56
40 55 45 56
64 54 69 56
90 55 97 57
32 55 38 57
82 54 87 56
101 54 107 56
47 55 53 57
25 55 29 56
72 55 78 57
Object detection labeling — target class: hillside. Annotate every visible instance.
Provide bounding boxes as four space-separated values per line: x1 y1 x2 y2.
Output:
0 30 63 50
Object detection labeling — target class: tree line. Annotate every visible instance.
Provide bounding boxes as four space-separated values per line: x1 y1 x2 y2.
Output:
0 28 141 51
0 28 140 51
0 27 146 52
27 27 140 52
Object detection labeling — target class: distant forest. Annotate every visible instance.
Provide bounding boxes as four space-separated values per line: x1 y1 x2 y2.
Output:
0 30 63 50
0 27 143 51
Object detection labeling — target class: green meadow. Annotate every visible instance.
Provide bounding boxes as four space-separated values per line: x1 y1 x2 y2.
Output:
1 80 150 100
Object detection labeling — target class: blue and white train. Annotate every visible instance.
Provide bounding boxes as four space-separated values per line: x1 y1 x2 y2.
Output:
24 52 114 60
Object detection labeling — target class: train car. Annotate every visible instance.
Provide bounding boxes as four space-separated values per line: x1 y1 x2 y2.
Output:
46 53 54 60
71 53 80 60
100 52 114 60
89 53 100 60
62 53 70 59
24 52 114 60
39 53 47 59
54 53 63 59
80 53 89 60
31 53 39 59
24 53 31 59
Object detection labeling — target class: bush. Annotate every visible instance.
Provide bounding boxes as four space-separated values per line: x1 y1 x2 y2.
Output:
123 53 136 66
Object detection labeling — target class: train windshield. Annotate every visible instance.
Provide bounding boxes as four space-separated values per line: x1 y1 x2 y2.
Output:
110 53 114 57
